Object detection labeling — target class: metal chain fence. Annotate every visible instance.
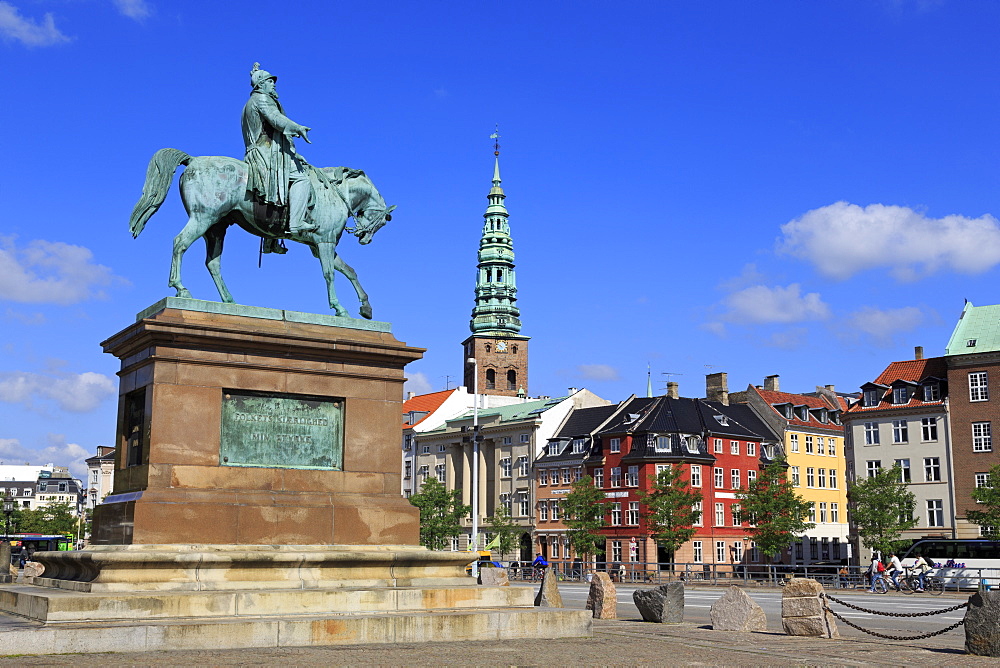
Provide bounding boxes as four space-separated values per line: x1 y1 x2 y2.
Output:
821 592 968 641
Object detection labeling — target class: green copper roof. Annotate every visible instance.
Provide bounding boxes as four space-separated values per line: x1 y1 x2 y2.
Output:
945 302 1000 355
425 396 569 433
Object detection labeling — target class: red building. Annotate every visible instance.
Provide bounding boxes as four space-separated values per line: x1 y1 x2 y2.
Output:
587 392 780 573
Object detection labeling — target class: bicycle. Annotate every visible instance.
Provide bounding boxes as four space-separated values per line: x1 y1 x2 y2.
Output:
867 573 890 594
898 567 945 595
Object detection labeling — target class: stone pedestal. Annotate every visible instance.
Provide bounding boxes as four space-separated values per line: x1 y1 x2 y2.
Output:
91 298 422 546
781 578 838 638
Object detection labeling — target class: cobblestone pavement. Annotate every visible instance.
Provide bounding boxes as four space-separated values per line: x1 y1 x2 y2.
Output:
0 618 993 667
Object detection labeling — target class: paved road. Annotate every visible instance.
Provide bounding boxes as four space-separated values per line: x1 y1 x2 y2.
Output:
533 582 968 639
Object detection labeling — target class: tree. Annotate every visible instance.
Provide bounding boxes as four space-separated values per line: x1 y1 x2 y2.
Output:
487 504 520 557
848 464 918 556
561 475 607 561
637 465 702 562
12 502 79 535
967 464 1000 538
735 459 814 560
408 478 471 551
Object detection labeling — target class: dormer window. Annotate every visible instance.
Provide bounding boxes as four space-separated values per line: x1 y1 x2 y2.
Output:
923 383 940 402
655 435 672 453
571 438 587 454
968 339 978 347
625 413 640 424
829 411 841 425
796 406 808 421
892 386 910 405
783 405 793 419
863 389 880 408
686 437 700 454
547 442 560 456
713 414 729 427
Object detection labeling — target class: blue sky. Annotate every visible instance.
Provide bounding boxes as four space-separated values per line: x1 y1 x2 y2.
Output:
3 0 1000 478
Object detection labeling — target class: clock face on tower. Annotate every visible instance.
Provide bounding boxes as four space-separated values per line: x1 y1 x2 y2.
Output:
495 340 508 353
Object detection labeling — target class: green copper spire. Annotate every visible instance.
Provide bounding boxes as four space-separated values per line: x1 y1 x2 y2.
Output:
470 131 521 335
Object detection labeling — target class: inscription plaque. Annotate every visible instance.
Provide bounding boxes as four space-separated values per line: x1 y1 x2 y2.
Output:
220 390 344 469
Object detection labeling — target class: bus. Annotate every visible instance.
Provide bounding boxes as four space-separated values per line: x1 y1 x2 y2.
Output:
901 539 1000 589
1 534 75 564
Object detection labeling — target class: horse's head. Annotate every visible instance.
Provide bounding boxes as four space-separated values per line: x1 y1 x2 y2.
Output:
352 204 395 244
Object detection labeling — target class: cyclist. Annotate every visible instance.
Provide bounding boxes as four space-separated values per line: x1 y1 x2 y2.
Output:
887 552 904 590
912 552 931 592
531 553 548 580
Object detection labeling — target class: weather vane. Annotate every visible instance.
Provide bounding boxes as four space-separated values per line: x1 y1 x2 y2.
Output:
490 124 500 156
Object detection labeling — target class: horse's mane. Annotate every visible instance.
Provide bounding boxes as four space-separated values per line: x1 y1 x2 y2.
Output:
321 166 367 185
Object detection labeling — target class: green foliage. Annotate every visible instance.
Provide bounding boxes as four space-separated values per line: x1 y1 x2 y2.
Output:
848 464 918 556
10 502 80 536
968 464 1000 538
487 504 520 556
408 478 471 551
637 465 702 559
561 475 607 560
735 459 814 558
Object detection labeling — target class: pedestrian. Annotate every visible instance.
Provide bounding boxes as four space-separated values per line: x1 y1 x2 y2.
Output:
866 554 882 592
837 565 849 589
887 552 903 590
912 552 931 591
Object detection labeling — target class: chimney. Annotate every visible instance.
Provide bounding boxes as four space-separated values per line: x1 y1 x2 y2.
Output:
825 384 835 392
914 346 924 360
667 382 679 399
706 372 729 406
567 387 578 395
763 375 779 392
406 391 415 400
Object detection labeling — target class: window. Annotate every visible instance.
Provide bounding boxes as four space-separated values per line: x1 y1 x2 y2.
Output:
970 372 989 401
500 493 511 514
714 467 724 488
611 502 621 525
404 461 412 479
686 437 700 454
829 468 838 489
805 435 814 454
819 502 827 523
693 501 703 526
895 459 911 483
733 541 744 562
539 469 548 485
485 368 496 389
520 433 530 443
747 442 756 456
594 468 604 488
731 504 741 526
893 386 910 405
626 465 639 487
550 537 559 559
789 434 799 452
806 467 815 487
864 423 880 445
831 503 839 523
518 456 529 476
922 417 938 441
714 438 723 453
690 465 702 487
693 541 703 563
715 502 725 526
810 538 819 560
437 444 446 452
610 467 621 488
627 502 639 525
974 422 993 452
731 469 740 489
403 434 412 451
574 466 583 481
976 472 991 489
418 465 429 481
867 460 882 478
611 540 622 563
539 501 548 521
747 469 757 485
503 436 513 445
716 541 726 564
828 439 837 456
518 493 529 516
791 466 800 486
547 442 559 456
655 435 671 452
924 457 941 482
731 440 739 455
924 383 940 402
817 468 826 488
421 444 430 454
609 438 621 453
550 500 560 520
816 438 825 455
892 420 908 444
571 438 586 454
500 458 512 478
435 464 446 482
863 389 880 407
808 503 816 523
927 499 944 527
562 468 572 484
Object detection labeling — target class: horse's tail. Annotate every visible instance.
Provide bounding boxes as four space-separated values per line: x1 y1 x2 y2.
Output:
129 148 192 238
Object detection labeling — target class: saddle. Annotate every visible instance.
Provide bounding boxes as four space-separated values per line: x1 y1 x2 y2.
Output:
255 167 359 254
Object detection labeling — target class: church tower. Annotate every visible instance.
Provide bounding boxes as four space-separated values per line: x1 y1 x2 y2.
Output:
462 133 529 397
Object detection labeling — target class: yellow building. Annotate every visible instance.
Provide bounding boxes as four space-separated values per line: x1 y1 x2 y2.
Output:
738 378 850 565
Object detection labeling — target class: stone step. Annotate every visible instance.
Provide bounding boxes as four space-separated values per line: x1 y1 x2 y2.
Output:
0 606 593 656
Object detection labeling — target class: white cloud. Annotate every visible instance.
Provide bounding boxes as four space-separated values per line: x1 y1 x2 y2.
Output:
718 263 767 292
113 0 152 20
845 306 925 346
0 236 122 304
764 327 808 350
0 435 92 479
778 202 1000 281
0 2 69 46
720 284 831 324
404 372 433 396
576 364 621 382
0 370 116 412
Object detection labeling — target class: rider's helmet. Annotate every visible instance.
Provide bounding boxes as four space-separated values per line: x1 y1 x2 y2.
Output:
250 62 277 89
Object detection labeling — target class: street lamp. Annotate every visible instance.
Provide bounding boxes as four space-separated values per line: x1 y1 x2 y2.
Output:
467 356 480 579
2 492 13 540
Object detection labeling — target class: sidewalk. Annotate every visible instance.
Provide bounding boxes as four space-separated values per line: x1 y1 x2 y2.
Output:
0 618 991 666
